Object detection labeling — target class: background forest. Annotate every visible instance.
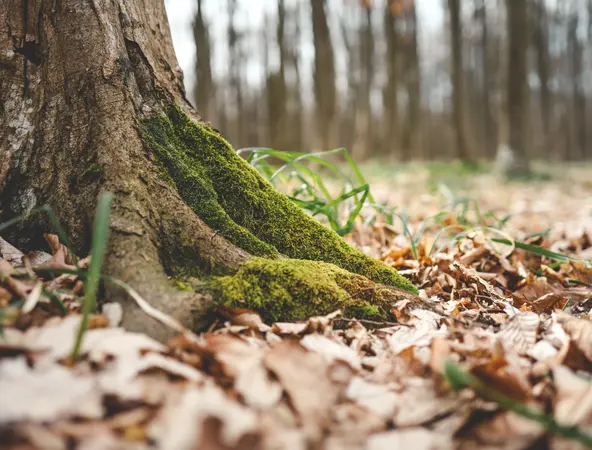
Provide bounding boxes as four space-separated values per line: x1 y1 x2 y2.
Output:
166 0 592 165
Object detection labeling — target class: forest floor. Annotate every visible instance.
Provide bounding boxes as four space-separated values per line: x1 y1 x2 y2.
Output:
1 164 592 449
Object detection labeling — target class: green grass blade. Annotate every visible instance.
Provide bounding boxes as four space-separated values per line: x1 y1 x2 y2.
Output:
444 360 592 447
42 287 68 315
71 192 113 361
491 238 582 263
338 185 369 236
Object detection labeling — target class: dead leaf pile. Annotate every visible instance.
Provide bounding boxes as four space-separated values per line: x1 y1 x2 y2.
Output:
1 175 592 449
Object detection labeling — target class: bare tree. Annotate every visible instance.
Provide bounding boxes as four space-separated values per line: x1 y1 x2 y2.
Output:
448 0 472 160
501 0 530 174
401 2 422 160
193 0 215 123
568 11 587 160
286 3 304 151
266 0 288 150
351 6 375 161
382 1 400 158
476 0 495 157
533 0 551 159
311 0 337 150
0 0 415 341
227 0 245 145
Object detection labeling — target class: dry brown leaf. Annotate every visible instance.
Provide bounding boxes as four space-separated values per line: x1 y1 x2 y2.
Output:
300 333 362 370
0 357 103 423
205 334 282 408
556 310 592 362
0 237 24 265
265 341 339 441
367 428 452 450
497 311 539 354
553 365 592 427
148 382 259 449
218 305 269 331
345 376 398 418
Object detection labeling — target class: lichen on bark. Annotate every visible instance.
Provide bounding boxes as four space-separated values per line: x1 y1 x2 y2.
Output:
140 106 417 296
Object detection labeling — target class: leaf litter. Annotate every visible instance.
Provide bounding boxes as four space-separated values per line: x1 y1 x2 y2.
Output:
1 173 592 449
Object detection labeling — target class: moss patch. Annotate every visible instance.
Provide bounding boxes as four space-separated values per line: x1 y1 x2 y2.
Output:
141 106 416 294
211 258 400 322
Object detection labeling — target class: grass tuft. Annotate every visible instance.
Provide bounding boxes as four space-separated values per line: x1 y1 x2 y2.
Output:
71 192 112 360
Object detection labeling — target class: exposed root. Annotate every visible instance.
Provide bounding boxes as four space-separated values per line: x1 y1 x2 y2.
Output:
210 257 415 323
141 106 416 294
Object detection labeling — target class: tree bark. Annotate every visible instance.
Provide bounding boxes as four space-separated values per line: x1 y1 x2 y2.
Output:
311 0 337 151
382 1 400 159
351 6 374 161
192 0 215 124
568 12 586 161
533 0 551 160
476 0 495 158
503 0 530 175
266 0 288 151
447 0 472 161
0 0 415 342
401 2 421 161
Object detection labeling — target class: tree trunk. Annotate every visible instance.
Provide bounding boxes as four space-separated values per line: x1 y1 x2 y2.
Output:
0 0 415 342
266 0 288 151
351 6 374 161
533 0 551 160
226 0 244 147
401 2 421 161
568 12 586 161
447 0 472 161
503 0 530 175
382 1 400 159
192 0 215 124
476 0 495 158
311 0 337 151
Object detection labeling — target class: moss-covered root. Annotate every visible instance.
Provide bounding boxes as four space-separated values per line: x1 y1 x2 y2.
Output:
141 106 416 294
210 258 413 323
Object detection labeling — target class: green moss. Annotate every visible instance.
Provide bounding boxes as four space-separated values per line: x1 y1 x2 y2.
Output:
173 279 194 291
211 258 399 322
83 163 105 177
140 106 416 294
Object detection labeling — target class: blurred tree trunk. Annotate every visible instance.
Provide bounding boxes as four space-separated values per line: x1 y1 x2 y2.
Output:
351 7 374 161
476 0 495 158
287 3 303 152
382 1 399 159
447 0 471 161
568 12 587 161
340 9 357 151
267 0 288 150
311 0 337 150
401 2 421 161
501 0 530 175
227 0 244 146
533 0 551 160
192 0 215 124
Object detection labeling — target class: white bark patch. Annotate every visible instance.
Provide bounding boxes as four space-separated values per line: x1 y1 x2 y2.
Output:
5 84 35 156
11 188 37 215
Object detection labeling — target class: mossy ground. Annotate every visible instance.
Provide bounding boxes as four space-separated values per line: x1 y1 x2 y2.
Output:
211 258 398 323
140 106 417 321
